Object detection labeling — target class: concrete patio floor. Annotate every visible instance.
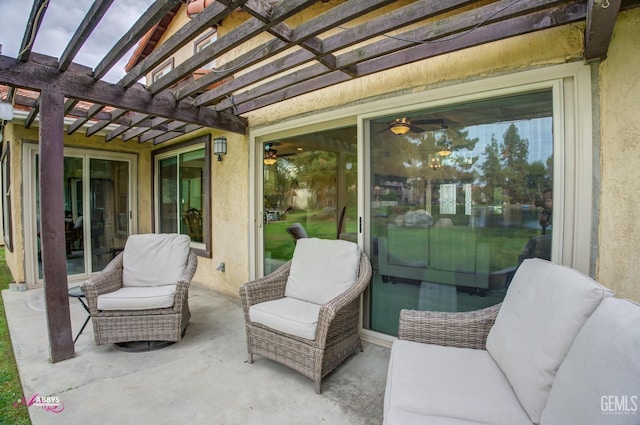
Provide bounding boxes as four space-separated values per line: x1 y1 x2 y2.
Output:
2 282 390 425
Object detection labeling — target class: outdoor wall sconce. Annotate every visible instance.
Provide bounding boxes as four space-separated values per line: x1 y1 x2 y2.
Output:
213 136 227 162
0 101 14 121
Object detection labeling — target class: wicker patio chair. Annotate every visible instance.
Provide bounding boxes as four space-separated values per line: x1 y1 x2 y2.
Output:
81 233 197 346
398 303 502 349
240 238 372 393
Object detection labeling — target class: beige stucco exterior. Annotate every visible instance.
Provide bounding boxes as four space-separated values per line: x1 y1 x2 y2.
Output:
596 9 640 302
2 4 639 306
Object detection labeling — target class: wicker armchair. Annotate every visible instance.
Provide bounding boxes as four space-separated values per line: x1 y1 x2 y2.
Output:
398 303 502 349
240 239 372 393
81 234 197 346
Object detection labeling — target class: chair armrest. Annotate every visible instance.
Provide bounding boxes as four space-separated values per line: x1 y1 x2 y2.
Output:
239 261 291 317
316 252 373 346
81 253 125 315
173 250 198 312
398 303 501 349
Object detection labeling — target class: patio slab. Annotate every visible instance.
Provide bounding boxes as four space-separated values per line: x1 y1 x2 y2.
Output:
3 282 390 425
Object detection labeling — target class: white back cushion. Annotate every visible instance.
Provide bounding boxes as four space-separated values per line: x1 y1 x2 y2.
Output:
486 258 612 424
122 233 191 287
284 238 360 305
541 297 640 425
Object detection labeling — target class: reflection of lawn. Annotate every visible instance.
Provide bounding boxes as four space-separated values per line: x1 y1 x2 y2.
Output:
380 225 539 271
264 210 338 261
266 210 542 272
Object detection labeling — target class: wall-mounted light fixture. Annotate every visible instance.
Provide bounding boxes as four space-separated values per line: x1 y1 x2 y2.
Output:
0 101 14 121
213 136 227 162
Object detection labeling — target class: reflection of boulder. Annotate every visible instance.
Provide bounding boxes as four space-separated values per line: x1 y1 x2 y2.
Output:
404 210 433 228
435 218 453 227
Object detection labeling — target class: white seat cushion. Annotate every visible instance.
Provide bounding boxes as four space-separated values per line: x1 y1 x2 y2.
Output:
122 233 191 287
486 258 612 424
249 297 321 340
97 285 177 310
284 238 360 305
541 297 640 425
384 340 533 425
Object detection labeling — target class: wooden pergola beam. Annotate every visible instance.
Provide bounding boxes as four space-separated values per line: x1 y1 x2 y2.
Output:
182 0 399 102
0 55 247 134
59 0 116 72
232 1 587 115
39 90 74 363
584 0 622 60
120 0 245 88
93 0 183 80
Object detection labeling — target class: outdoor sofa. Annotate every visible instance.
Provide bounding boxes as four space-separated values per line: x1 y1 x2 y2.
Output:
383 258 640 425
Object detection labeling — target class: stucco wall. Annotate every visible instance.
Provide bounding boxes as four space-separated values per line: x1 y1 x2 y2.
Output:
596 8 640 302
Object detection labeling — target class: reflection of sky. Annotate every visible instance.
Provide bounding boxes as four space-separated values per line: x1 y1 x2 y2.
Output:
463 117 553 173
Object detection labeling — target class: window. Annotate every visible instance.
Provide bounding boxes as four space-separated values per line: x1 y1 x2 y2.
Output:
154 135 211 256
152 58 174 83
194 29 217 70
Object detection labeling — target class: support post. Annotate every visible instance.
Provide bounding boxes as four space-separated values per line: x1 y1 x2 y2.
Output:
39 90 75 362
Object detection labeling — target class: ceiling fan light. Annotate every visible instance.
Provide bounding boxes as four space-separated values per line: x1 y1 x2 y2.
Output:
437 148 452 157
390 122 411 135
264 147 278 165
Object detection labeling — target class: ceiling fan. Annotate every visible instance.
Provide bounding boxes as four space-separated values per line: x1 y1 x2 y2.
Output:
384 117 447 135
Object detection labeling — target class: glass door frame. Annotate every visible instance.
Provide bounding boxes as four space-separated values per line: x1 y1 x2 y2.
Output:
23 143 138 285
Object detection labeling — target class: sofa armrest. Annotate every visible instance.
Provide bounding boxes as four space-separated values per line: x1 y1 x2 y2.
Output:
81 253 125 315
316 252 372 346
398 303 501 349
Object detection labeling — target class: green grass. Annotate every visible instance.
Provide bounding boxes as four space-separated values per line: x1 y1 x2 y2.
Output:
0 247 32 425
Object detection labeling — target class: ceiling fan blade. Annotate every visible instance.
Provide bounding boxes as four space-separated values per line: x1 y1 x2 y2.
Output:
408 124 426 133
412 118 445 125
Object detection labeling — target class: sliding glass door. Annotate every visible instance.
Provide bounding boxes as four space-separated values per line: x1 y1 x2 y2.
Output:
260 126 357 275
26 146 136 283
365 90 555 335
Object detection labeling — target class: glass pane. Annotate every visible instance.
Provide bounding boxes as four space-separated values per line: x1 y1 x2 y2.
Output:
368 90 554 336
179 148 205 243
37 156 86 279
90 159 129 273
159 156 178 233
262 126 357 274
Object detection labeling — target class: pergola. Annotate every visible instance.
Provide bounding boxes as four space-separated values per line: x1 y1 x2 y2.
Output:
0 0 631 361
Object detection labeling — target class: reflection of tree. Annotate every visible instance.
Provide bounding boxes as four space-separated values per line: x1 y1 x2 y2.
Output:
501 124 530 203
477 123 552 206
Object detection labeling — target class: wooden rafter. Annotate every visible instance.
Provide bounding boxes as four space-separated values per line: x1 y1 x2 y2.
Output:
0 0 622 145
585 0 622 60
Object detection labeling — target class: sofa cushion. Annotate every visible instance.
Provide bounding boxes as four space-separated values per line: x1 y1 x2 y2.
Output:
541 297 640 425
384 340 533 425
486 258 612 424
122 233 191 287
284 238 360 305
385 408 496 425
249 297 321 340
97 285 177 310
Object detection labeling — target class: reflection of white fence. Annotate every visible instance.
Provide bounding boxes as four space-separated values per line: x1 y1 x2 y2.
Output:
439 184 457 214
372 201 398 208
